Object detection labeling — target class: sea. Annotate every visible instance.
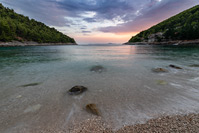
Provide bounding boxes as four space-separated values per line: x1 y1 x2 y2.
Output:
0 44 199 132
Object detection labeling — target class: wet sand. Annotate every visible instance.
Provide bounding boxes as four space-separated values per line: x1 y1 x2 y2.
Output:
69 113 199 133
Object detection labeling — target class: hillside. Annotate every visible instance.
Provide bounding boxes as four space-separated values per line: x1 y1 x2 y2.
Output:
0 3 76 44
129 5 199 43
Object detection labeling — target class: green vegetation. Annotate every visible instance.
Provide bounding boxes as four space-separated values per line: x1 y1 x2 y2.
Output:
0 3 75 43
129 5 199 42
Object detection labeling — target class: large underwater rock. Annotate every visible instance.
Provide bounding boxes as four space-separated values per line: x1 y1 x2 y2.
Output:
68 86 88 95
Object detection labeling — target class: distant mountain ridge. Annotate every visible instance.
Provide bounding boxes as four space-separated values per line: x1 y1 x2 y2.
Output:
128 5 199 43
0 3 76 44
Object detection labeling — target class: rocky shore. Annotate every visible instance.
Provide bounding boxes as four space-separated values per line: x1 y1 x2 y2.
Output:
69 113 199 133
124 39 199 46
0 41 77 47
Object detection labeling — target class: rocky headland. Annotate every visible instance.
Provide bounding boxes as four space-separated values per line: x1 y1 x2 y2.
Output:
0 41 77 47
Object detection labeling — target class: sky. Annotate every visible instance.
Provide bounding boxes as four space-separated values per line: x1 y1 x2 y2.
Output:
0 0 199 44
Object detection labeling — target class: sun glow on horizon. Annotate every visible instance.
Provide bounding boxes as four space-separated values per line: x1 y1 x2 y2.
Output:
73 32 138 44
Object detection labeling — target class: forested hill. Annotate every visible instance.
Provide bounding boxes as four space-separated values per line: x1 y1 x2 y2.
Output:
129 5 199 43
0 3 76 43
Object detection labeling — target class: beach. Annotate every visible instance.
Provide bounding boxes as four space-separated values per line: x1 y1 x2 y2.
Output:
69 113 199 133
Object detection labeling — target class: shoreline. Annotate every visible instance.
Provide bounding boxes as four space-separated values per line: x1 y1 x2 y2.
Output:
124 40 199 46
0 41 77 47
69 113 199 133
116 113 199 133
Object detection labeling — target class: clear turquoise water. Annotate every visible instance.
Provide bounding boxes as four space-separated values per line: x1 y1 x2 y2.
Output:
1 45 199 132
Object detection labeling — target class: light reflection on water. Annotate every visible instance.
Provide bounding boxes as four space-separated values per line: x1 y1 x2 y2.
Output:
0 44 199 132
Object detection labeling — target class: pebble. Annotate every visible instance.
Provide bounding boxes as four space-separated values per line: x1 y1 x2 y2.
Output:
69 113 199 133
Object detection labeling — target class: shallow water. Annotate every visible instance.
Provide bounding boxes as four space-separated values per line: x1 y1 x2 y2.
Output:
0 44 199 132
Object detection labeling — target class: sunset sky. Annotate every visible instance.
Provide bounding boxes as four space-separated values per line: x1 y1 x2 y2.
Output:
1 0 199 44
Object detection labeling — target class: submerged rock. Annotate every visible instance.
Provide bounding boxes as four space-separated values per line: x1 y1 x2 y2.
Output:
152 68 168 73
16 95 22 99
86 104 100 116
189 64 199 67
156 80 168 85
68 86 87 95
24 104 42 113
90 65 105 73
20 82 41 87
169 65 182 69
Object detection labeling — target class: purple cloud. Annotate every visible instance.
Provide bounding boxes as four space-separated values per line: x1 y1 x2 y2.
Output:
1 0 199 34
98 0 199 33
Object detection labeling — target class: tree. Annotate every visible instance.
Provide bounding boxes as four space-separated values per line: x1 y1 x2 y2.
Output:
0 3 75 43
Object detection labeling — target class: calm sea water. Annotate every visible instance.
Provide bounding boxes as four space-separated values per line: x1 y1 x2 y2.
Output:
1 44 199 132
